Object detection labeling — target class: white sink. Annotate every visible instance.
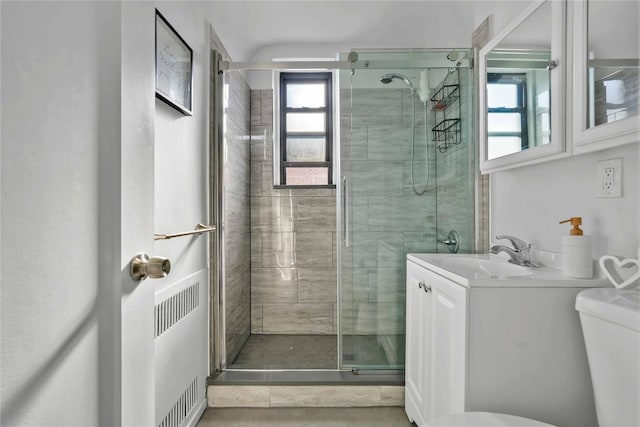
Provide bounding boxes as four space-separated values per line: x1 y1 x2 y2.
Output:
407 253 609 288
437 256 533 279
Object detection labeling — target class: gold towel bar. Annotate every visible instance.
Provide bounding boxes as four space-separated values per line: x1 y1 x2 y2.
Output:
154 223 216 241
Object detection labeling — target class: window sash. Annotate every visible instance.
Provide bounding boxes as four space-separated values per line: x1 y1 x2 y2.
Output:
279 72 333 186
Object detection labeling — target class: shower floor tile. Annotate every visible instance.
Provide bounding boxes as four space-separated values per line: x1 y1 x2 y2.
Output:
229 334 337 369
228 334 395 370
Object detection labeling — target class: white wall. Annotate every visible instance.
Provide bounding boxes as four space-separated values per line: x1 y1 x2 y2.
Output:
153 1 210 293
491 143 639 259
1 2 123 425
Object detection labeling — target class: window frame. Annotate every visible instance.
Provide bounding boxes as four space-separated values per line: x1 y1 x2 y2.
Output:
276 71 335 188
487 72 529 151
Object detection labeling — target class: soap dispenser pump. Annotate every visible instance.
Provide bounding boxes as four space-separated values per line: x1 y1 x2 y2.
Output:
559 217 593 278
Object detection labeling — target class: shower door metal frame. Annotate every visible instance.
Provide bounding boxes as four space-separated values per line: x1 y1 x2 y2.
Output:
210 48 226 374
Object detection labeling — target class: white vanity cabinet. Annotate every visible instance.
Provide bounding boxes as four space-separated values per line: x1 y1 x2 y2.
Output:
405 254 602 427
405 258 467 426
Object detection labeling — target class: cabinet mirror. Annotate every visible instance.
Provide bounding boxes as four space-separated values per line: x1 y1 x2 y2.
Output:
573 0 640 150
479 0 565 173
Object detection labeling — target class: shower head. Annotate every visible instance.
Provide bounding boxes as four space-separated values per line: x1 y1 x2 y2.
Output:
380 73 415 94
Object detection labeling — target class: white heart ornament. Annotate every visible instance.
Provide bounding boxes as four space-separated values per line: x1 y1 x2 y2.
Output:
598 255 640 289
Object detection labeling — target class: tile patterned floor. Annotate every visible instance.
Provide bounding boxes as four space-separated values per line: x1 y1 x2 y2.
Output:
229 335 337 369
228 334 395 370
197 407 415 426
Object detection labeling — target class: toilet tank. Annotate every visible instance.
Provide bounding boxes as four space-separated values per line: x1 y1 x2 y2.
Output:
576 288 640 427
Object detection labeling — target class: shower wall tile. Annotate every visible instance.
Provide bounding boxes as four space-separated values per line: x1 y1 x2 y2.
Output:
260 90 273 126
251 304 263 334
295 232 333 267
250 90 262 126
350 232 404 269
367 196 435 232
295 197 336 232
351 161 403 196
343 302 405 335
352 88 403 125
225 124 251 196
224 192 251 236
298 268 337 303
251 161 263 197
368 267 405 303
261 232 297 268
340 267 370 303
251 267 298 303
250 125 273 162
351 195 369 232
260 162 277 197
367 125 412 161
349 125 368 160
402 88 430 126
403 232 436 256
251 232 263 267
225 232 251 284
226 270 251 363
251 196 296 232
249 88 338 335
262 303 333 335
339 88 352 119
402 158 437 197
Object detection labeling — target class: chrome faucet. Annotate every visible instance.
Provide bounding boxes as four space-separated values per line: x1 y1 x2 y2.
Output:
489 235 539 267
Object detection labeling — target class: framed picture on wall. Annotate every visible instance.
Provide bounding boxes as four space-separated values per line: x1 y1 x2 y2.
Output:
155 9 193 116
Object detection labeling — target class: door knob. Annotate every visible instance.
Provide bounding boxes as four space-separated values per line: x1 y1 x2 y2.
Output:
130 253 171 281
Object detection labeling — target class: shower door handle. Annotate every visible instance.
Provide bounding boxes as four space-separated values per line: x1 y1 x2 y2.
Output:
343 176 350 248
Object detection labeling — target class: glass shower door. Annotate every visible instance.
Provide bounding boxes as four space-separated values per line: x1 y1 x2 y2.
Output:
337 50 474 371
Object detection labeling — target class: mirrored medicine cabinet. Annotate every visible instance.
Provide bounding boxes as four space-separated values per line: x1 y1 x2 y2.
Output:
479 0 566 173
572 0 640 152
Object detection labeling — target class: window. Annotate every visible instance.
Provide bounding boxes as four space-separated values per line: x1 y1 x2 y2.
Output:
277 72 333 187
487 73 528 159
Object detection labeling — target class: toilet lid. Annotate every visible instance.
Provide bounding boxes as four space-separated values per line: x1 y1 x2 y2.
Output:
424 411 556 427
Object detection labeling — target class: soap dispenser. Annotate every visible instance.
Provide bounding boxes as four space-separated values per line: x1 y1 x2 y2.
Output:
559 217 593 278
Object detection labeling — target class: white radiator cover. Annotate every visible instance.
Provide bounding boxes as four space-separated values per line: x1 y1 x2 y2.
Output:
155 269 208 427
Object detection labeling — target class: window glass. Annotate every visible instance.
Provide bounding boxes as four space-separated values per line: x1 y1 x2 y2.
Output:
286 137 326 161
286 83 326 108
286 113 326 132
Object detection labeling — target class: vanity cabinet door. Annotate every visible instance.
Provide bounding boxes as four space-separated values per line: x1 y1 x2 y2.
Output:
405 261 469 424
428 272 468 420
405 260 431 425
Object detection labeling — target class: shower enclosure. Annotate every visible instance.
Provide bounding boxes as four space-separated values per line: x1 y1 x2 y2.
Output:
337 49 475 372
212 48 475 376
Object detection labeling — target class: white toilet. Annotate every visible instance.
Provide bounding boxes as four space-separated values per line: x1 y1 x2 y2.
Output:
425 287 640 427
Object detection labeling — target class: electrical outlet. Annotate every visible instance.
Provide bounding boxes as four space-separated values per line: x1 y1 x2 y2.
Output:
603 168 614 190
597 158 622 198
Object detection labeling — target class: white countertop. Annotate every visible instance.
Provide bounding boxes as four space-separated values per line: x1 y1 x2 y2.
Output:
407 253 611 288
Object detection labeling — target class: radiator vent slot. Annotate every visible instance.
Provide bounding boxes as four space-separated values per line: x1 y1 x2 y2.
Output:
158 377 198 427
155 281 200 338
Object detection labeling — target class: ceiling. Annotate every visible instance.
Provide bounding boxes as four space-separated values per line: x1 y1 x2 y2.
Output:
202 1 526 62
